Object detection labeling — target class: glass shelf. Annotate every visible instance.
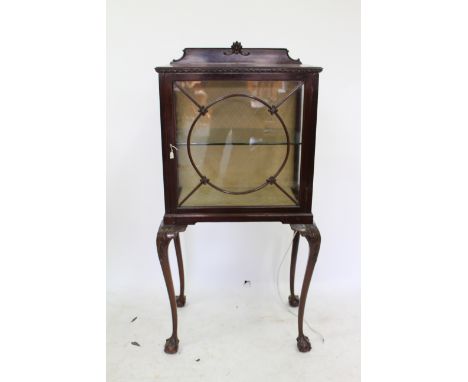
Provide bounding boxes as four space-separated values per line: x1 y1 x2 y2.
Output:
176 142 302 146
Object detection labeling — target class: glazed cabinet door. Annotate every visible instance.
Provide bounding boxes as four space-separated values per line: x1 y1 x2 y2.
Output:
171 79 304 209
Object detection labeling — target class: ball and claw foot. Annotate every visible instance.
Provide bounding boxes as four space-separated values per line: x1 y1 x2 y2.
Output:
288 294 300 307
176 295 186 307
164 336 179 354
297 335 312 352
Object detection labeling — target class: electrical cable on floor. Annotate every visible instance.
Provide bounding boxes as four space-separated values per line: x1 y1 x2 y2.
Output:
275 230 325 343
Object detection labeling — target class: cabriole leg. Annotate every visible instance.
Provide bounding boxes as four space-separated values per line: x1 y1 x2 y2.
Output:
173 233 186 307
290 223 321 353
156 222 187 354
288 232 300 307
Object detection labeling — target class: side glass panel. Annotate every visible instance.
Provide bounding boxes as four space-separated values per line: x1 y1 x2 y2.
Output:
174 80 303 207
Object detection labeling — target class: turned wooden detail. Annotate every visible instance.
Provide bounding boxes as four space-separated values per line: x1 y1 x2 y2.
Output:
290 223 321 352
156 222 187 354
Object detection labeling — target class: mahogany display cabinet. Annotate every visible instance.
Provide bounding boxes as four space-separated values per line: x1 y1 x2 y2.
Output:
155 42 323 354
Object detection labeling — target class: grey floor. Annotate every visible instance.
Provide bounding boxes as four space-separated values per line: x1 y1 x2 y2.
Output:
107 283 360 382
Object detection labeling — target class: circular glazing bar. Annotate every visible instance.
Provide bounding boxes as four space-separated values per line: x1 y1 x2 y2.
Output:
186 93 291 195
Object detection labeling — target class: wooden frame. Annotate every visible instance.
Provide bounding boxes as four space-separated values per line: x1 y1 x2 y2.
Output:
157 71 320 225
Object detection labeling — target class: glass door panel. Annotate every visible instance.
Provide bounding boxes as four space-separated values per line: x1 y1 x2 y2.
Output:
174 80 303 207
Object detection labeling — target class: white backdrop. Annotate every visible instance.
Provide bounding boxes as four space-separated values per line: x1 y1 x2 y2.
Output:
4 1 468 381
107 0 360 298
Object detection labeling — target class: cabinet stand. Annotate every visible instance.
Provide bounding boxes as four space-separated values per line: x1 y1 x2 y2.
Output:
156 221 321 353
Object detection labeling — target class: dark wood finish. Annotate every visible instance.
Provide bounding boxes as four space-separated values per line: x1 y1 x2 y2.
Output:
156 222 187 354
288 232 300 307
168 42 304 66
291 223 321 352
292 85 303 200
173 233 186 307
154 43 323 353
163 212 313 225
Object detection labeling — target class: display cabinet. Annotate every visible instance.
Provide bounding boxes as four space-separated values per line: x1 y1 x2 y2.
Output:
155 42 323 353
